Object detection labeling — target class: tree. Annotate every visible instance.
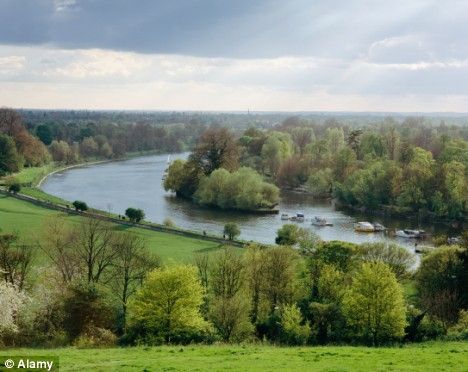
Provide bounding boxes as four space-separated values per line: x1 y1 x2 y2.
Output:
36 124 53 145
74 218 117 284
280 303 310 345
195 167 279 211
245 244 266 323
191 127 239 175
275 224 305 245
8 183 20 194
72 200 88 211
262 246 299 313
163 159 202 198
342 261 406 345
63 283 116 341
0 233 33 290
0 282 27 338
261 131 293 176
223 223 240 240
129 265 207 342
80 137 99 158
110 232 160 332
208 248 253 342
415 246 465 327
306 168 333 197
125 208 145 223
49 140 72 163
40 217 81 285
357 242 415 279
0 134 22 175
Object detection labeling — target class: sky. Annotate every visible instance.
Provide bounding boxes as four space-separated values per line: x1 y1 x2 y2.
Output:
0 0 467 112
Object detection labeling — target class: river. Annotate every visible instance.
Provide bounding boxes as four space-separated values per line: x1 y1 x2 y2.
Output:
41 153 458 249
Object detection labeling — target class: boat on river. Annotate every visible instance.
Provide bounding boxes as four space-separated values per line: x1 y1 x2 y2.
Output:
354 221 375 232
395 229 426 239
312 216 333 226
372 223 386 232
281 213 290 220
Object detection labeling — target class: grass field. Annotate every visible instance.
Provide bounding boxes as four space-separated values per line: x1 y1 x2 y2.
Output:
1 342 466 371
0 194 227 263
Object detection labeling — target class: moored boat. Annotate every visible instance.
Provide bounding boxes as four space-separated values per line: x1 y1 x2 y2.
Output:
395 229 423 239
354 221 375 232
312 216 333 226
295 212 305 222
372 223 386 232
281 213 290 220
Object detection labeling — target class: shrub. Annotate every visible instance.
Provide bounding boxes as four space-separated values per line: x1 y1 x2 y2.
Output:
223 223 240 240
280 304 311 345
163 217 175 228
72 200 88 211
8 183 21 194
74 326 117 348
125 208 145 223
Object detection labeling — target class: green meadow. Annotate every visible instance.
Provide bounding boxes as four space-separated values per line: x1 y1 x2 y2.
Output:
1 342 466 372
0 194 226 263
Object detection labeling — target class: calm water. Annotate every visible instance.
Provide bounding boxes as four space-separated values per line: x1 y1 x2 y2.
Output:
41 153 457 249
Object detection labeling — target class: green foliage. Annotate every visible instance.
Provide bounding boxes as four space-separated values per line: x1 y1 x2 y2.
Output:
356 242 416 279
342 262 406 345
195 167 279 211
129 265 208 342
415 246 465 326
125 208 145 223
275 224 304 245
306 168 332 197
280 303 311 345
0 134 22 175
63 284 116 341
8 183 21 194
72 200 88 211
261 131 293 175
223 223 240 240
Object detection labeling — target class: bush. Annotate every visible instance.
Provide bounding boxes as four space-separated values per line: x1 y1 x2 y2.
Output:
72 200 88 211
447 310 468 341
125 208 145 223
8 183 21 194
223 223 240 240
74 326 117 348
62 284 116 341
163 217 175 228
280 304 311 345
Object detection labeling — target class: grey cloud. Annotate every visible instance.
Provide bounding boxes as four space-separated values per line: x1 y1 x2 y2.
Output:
0 0 466 61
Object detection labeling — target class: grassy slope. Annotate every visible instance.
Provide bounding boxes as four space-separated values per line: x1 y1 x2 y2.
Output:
1 342 466 371
0 194 225 263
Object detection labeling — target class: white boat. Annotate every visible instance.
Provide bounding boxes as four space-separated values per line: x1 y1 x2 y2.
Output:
295 213 305 222
373 223 386 232
312 216 333 226
281 213 290 220
354 221 375 232
395 229 420 239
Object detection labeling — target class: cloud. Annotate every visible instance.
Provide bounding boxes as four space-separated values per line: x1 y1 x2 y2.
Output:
0 1 467 111
0 55 26 74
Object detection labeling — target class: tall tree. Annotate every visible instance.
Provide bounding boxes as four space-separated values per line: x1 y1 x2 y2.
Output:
342 261 406 345
192 127 239 175
130 265 207 342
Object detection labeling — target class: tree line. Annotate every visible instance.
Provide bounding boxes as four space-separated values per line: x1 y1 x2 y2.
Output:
165 118 467 220
1 218 466 347
0 108 208 177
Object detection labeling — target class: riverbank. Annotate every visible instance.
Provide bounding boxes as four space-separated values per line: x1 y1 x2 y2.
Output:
0 189 245 248
0 194 233 263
